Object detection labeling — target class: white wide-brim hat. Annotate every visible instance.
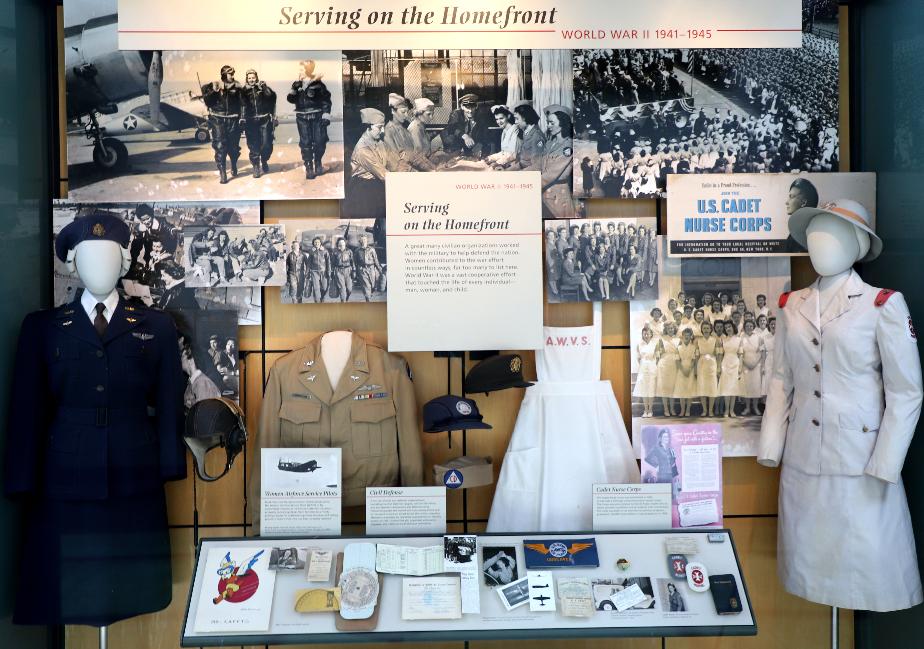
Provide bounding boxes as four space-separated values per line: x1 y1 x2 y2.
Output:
789 198 883 262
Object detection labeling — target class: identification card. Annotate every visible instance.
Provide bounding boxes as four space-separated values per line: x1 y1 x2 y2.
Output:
306 550 333 582
557 577 595 617
664 535 700 555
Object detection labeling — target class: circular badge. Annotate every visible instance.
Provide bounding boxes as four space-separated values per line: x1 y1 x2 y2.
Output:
455 400 473 416
443 469 464 489
548 542 569 558
339 568 379 609
686 561 709 592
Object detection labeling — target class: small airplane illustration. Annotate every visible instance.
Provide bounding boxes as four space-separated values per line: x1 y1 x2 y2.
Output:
532 584 549 589
277 459 320 473
532 595 551 606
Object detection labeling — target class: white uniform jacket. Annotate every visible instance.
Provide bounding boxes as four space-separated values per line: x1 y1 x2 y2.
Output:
759 270 922 483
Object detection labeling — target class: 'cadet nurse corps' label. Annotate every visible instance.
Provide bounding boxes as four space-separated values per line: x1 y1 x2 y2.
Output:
523 538 600 569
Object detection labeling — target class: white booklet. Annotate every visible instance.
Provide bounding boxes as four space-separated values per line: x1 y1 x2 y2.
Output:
193 546 276 633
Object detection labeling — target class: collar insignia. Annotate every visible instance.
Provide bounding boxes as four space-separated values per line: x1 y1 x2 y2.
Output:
307 373 317 382
62 320 72 326
350 374 360 381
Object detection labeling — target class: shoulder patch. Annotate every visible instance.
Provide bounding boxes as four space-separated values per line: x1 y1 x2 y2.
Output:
875 289 896 307
778 291 793 308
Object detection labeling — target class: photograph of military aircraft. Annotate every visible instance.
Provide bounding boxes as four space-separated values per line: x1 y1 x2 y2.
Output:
277 459 320 473
64 0 345 202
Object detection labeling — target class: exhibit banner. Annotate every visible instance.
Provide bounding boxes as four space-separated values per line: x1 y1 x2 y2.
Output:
118 1 801 50
385 171 543 352
666 172 877 257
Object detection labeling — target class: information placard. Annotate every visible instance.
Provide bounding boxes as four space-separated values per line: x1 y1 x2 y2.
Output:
119 1 802 50
592 484 672 531
260 449 342 537
386 171 543 352
365 486 447 536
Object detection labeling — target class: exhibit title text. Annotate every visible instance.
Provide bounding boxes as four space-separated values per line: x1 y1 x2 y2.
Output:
684 198 771 233
278 5 558 30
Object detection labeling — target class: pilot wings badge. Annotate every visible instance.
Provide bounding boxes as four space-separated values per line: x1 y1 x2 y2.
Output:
523 538 599 569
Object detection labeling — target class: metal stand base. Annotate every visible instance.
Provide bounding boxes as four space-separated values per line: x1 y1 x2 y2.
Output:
831 606 839 649
99 625 107 649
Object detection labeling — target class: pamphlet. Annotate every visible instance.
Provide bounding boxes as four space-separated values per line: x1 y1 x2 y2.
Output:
193 547 275 633
260 448 341 536
557 577 595 617
444 535 480 614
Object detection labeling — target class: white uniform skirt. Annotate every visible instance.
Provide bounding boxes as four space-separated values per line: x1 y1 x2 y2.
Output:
487 381 640 533
778 464 923 611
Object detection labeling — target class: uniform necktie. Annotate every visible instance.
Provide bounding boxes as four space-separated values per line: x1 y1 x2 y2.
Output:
94 303 107 337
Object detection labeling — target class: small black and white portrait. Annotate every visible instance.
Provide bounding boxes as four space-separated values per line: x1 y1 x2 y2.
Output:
268 547 307 570
482 546 519 586
444 535 477 564
657 579 688 612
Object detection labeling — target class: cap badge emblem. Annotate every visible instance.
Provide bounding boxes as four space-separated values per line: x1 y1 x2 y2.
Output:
455 400 472 416
509 356 521 373
92 223 105 237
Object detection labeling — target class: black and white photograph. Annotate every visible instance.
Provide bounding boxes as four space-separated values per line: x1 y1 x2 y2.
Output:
572 0 840 199
656 579 688 613
591 577 657 611
171 308 239 407
65 0 344 202
183 224 286 288
497 576 530 611
444 535 477 565
280 219 386 304
53 200 261 312
268 547 308 571
481 546 519 587
629 238 790 456
191 286 262 327
341 49 579 220
545 218 658 303
263 449 341 491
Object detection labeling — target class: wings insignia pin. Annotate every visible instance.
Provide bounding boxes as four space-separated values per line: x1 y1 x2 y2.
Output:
62 320 73 326
350 375 360 381
307 374 317 382
132 332 154 341
523 538 599 568
126 317 137 323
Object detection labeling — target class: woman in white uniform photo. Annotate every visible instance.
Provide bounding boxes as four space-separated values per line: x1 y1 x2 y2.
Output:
656 322 680 417
718 321 742 418
738 319 766 416
695 321 719 417
633 326 659 417
488 304 640 533
760 315 776 399
673 327 697 417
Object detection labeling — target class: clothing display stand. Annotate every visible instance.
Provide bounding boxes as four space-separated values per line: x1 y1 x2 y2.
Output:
831 606 838 649
99 625 107 649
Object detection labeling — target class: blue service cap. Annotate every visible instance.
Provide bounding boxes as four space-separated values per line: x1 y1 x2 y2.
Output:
55 213 130 262
423 395 492 433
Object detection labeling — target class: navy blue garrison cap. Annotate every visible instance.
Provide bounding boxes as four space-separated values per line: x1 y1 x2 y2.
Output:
55 214 131 262
423 395 492 433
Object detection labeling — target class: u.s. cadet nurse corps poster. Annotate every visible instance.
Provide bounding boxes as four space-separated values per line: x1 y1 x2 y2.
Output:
385 171 543 352
666 172 876 257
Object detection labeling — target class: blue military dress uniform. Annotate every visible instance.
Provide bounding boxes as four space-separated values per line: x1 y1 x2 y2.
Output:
3 293 186 625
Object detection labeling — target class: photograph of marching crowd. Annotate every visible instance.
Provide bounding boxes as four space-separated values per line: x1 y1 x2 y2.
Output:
629 239 790 456
183 224 286 288
572 0 840 199
545 218 658 303
341 49 580 220
280 219 386 304
53 201 262 321
64 0 345 202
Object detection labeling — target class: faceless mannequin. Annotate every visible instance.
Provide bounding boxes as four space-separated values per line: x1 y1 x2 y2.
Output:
806 213 871 312
321 330 353 387
67 240 132 300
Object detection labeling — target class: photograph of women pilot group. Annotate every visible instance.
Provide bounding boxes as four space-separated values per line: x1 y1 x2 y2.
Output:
340 49 582 220
629 239 790 456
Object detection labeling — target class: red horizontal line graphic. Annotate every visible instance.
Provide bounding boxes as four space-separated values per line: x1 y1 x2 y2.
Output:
715 28 802 32
119 29 556 34
387 232 541 237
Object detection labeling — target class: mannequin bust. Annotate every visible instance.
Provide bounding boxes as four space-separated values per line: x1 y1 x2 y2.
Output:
806 212 871 310
67 239 132 300
321 330 353 387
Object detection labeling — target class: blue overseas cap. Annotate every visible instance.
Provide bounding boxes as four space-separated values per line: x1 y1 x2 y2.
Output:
423 395 492 433
55 213 130 262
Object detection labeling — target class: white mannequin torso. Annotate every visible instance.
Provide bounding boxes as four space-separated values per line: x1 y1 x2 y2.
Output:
321 331 353 387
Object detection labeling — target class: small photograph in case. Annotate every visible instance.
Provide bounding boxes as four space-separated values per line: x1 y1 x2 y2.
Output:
709 574 743 615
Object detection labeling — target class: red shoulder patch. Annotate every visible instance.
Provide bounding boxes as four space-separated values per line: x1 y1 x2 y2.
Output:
778 291 793 308
874 289 896 307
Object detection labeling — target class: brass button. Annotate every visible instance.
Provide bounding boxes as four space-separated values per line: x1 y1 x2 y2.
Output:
812 419 820 426
814 364 821 372
96 350 104 358
812 338 819 346
863 426 869 432
814 390 821 398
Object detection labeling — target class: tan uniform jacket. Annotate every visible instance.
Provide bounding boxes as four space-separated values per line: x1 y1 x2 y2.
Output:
251 334 422 527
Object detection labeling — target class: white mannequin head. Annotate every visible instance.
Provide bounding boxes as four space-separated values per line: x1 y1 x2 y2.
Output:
67 240 131 298
805 213 871 277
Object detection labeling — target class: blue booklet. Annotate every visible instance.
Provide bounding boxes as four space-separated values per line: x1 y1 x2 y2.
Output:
522 538 599 568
